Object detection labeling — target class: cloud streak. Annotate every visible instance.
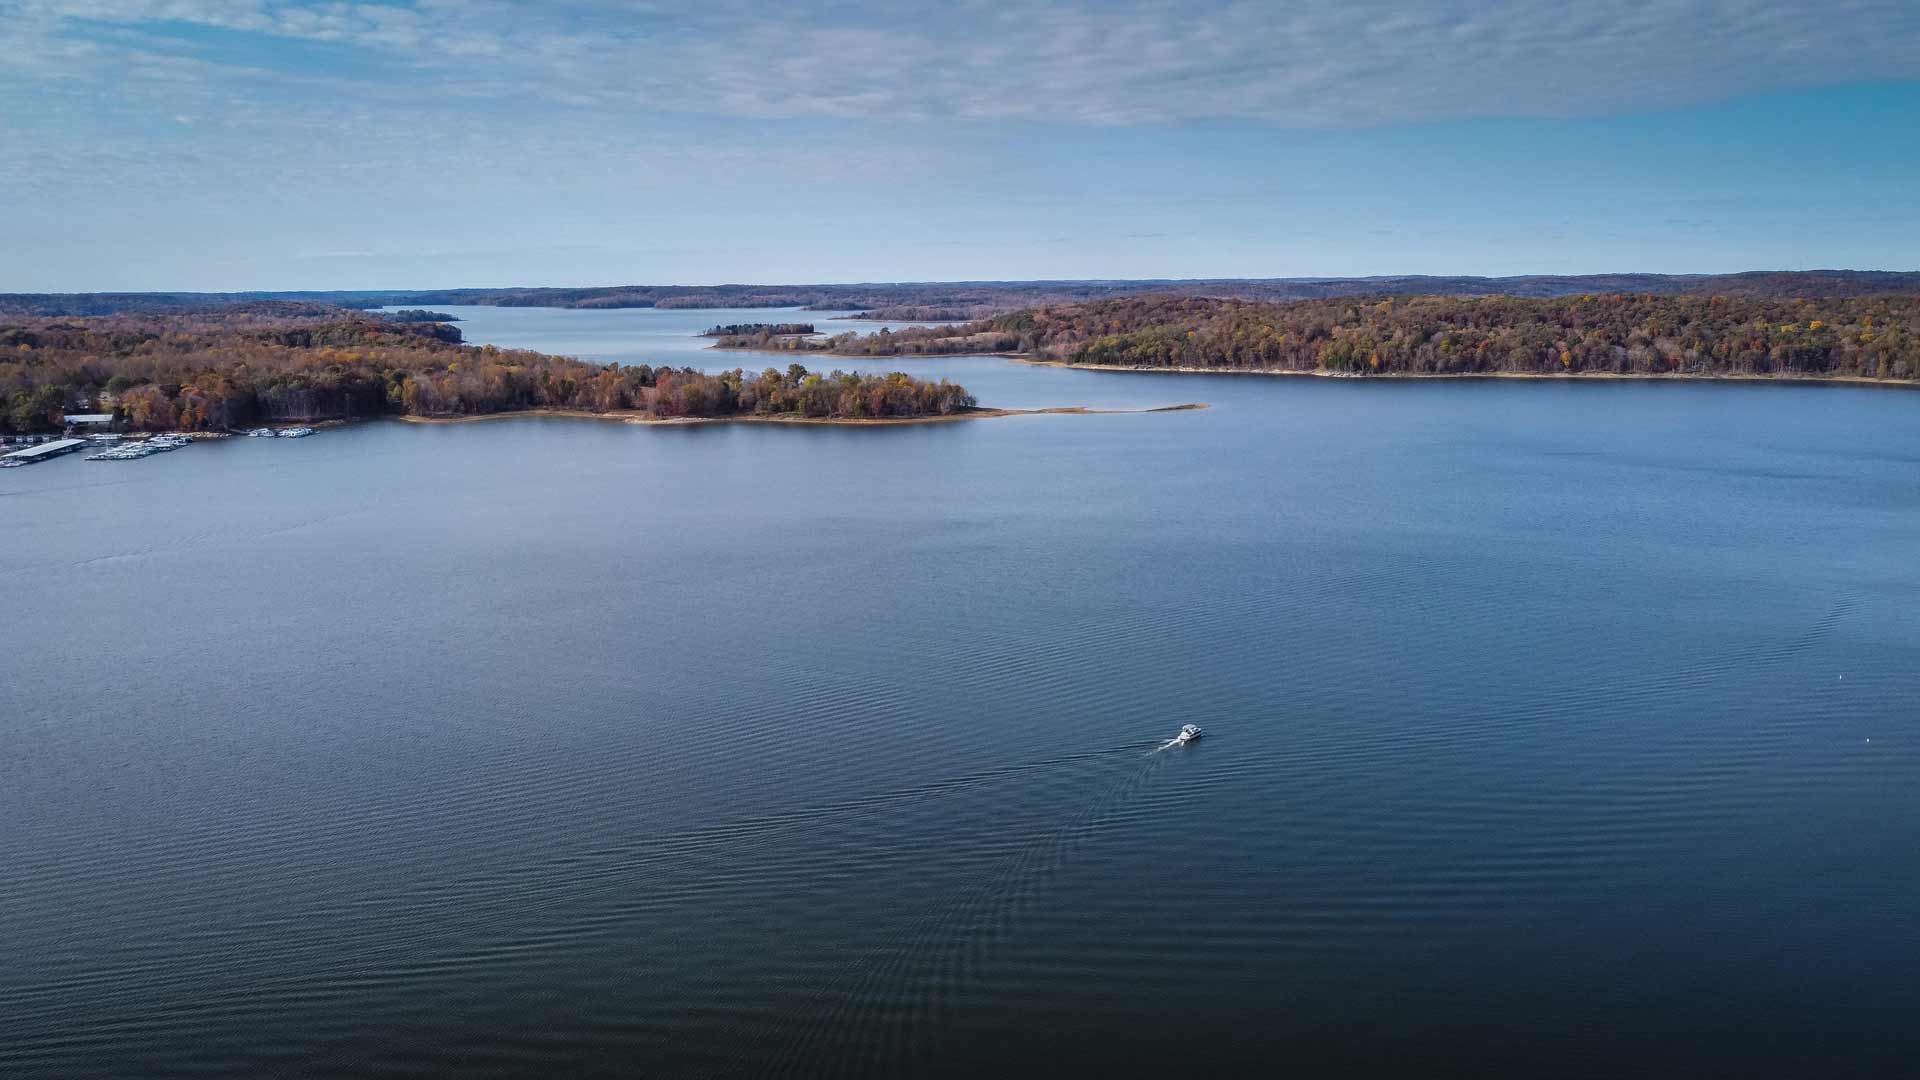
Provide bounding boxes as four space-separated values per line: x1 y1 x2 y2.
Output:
10 0 1920 127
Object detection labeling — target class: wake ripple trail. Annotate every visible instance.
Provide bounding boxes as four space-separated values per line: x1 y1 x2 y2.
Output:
757 739 1186 1076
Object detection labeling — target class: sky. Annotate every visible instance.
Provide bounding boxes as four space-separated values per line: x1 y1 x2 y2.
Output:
3 0 1919 291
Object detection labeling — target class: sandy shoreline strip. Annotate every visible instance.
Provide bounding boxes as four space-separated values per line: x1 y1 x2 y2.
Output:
395 404 1207 427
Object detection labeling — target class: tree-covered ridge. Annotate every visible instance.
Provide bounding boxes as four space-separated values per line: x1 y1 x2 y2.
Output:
795 293 1920 381
1051 295 1920 379
0 313 974 432
701 322 815 337
9 270 1920 318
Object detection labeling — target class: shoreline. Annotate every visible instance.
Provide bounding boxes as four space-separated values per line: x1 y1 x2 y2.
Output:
394 404 1207 427
707 345 1919 390
1013 358 1920 389
397 408 642 425
706 343 1026 361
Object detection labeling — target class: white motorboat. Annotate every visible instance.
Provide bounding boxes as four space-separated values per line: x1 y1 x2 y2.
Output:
1174 724 1203 744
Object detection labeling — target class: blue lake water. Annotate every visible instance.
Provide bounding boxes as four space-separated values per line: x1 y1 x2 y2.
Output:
400 304 923 367
3 306 1919 1076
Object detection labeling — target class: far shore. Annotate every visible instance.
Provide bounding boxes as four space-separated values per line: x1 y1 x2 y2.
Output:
1014 358 1920 389
705 343 1026 359
394 403 1207 427
707 345 1920 390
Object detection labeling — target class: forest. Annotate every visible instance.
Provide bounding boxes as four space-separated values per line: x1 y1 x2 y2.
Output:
786 293 1920 382
0 311 974 432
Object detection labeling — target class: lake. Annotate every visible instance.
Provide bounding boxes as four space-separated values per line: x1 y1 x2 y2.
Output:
4 306 1918 1077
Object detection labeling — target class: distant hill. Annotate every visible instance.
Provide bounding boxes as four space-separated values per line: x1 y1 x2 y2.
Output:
0 291 430 317
4 271 1919 318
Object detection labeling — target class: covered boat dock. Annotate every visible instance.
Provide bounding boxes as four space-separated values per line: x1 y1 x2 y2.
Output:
2 438 88 464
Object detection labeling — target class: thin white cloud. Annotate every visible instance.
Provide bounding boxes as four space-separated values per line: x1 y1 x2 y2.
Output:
9 0 1918 126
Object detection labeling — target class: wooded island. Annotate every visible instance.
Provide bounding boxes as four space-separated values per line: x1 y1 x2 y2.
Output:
700 322 815 338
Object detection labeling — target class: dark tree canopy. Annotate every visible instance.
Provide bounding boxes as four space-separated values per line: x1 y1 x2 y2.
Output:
701 323 815 338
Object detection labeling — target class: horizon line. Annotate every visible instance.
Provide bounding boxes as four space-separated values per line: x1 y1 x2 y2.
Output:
10 268 1920 297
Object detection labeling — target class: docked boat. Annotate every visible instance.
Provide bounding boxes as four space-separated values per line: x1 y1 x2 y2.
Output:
1173 724 1203 744
87 439 165 460
277 427 315 438
247 427 277 437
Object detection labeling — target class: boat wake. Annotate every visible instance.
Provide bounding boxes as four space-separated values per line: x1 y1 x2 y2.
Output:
1153 724 1204 752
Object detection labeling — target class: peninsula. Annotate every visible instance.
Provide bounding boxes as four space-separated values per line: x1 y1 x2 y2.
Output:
716 293 1920 384
0 309 977 433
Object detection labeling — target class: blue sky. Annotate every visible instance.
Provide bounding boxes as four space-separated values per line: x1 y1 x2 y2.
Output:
3 0 1919 291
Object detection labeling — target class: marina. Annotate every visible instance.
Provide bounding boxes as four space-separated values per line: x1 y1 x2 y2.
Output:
0 428 314 466
86 434 191 460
